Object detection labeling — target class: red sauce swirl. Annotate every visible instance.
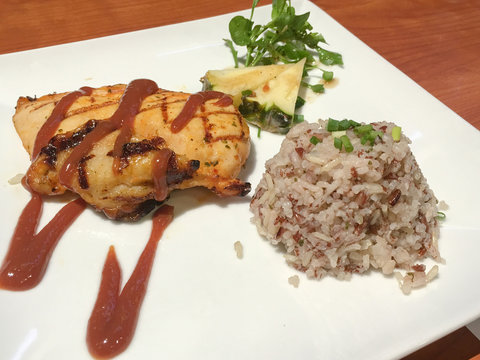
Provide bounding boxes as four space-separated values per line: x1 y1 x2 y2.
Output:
86 205 174 359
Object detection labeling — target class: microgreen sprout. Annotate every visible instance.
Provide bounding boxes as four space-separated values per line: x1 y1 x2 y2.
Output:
225 0 343 84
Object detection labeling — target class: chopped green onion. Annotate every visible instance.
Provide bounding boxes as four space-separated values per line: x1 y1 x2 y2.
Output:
354 124 373 135
295 96 306 109
309 84 325 93
241 89 253 97
310 135 321 145
334 137 342 150
327 118 339 131
392 126 402 142
436 211 446 220
257 127 261 138
340 135 354 152
322 70 334 82
327 118 360 132
349 120 361 127
355 125 384 146
360 134 369 145
338 119 352 130
293 114 304 123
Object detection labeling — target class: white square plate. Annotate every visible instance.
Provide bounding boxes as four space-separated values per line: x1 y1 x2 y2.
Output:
1 1 479 359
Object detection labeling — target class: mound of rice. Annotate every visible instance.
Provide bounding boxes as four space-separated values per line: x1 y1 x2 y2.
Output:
250 120 441 294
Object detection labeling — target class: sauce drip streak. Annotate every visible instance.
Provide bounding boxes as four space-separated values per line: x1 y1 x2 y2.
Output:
0 180 86 291
152 148 173 202
170 91 232 133
32 87 93 159
86 205 174 359
58 79 158 187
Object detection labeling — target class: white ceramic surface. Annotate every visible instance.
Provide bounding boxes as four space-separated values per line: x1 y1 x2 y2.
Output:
1 1 479 359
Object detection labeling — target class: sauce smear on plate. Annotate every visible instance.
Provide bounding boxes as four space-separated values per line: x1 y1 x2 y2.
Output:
86 205 174 359
0 179 86 291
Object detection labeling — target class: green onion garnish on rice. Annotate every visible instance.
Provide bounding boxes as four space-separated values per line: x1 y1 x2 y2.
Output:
334 137 342 150
359 129 383 145
354 124 373 135
340 135 354 152
310 135 321 145
392 126 402 142
327 118 340 131
436 211 446 220
327 118 360 132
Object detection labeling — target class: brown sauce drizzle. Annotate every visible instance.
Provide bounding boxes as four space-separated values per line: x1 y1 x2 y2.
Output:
32 87 93 159
152 148 173 202
86 205 174 359
0 179 86 291
170 91 232 133
58 79 158 187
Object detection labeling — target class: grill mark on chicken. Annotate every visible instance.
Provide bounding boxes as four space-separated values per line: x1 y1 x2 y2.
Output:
160 95 169 124
78 155 94 189
223 181 251 197
31 100 56 112
41 119 98 166
104 199 158 222
122 137 166 157
213 133 247 142
68 100 119 117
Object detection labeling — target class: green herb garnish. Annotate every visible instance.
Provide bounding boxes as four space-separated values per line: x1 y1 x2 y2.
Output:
326 118 359 132
359 130 383 145
293 114 304 123
392 126 402 142
310 135 321 145
295 96 306 109
340 135 353 152
322 70 334 82
333 137 342 150
436 211 446 221
353 124 383 146
302 82 325 94
353 124 373 135
225 0 343 81
326 119 388 151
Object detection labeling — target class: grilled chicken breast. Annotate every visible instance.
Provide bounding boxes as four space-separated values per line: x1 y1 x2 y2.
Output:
13 82 251 220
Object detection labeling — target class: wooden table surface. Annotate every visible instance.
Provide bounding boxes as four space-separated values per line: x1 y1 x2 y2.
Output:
1 0 479 359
